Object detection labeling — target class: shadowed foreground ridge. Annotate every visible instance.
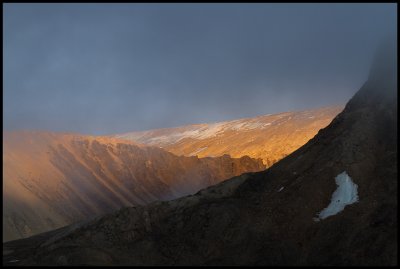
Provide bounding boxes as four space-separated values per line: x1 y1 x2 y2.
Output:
3 41 397 266
3 133 265 242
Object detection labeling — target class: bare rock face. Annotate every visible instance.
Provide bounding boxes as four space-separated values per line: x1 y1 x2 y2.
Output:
3 41 396 266
114 106 343 167
3 133 265 242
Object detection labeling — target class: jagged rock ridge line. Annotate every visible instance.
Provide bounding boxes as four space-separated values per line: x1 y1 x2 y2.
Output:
3 41 396 266
3 132 265 242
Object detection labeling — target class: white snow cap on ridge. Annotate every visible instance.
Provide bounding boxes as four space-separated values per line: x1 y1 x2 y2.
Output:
315 171 359 221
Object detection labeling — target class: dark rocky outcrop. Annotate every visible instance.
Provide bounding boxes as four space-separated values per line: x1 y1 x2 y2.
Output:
3 40 397 266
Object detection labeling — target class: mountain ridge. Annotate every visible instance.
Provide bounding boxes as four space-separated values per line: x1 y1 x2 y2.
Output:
3 42 395 265
3 131 265 242
114 105 344 166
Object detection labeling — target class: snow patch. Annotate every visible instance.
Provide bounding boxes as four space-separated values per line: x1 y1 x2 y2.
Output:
228 120 269 131
189 147 208 156
117 117 275 145
277 186 284 192
315 171 359 221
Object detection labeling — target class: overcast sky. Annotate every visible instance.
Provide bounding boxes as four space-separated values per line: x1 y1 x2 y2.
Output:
3 3 397 135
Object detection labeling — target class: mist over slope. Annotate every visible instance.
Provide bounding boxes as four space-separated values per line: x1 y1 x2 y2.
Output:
3 40 396 265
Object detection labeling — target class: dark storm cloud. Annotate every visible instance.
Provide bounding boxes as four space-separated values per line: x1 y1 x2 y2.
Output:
3 3 397 135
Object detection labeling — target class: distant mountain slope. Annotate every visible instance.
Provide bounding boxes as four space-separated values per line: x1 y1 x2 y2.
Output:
3 131 265 242
115 105 343 166
4 42 395 266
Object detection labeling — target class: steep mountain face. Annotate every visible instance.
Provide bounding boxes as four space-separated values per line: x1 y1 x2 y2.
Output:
3 43 396 266
115 106 343 167
3 131 265 242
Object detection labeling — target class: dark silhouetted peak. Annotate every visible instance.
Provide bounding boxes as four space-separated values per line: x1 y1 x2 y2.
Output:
3 42 397 266
344 38 397 115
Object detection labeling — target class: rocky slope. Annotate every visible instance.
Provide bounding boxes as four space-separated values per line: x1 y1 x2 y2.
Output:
3 41 396 266
115 106 343 167
3 132 265 242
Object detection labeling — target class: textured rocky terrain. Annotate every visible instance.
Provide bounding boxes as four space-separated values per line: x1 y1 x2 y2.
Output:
115 106 343 167
3 132 265 242
3 42 396 266
3 99 341 243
